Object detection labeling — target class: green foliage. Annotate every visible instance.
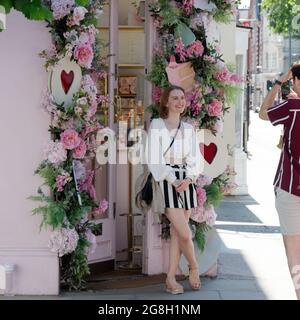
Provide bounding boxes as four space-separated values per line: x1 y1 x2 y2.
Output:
262 0 300 36
147 55 169 88
35 164 58 191
61 236 90 290
75 0 90 7
224 84 243 106
204 183 224 208
193 222 211 252
0 0 13 13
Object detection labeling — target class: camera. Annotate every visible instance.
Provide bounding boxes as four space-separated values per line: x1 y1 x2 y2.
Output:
281 80 292 100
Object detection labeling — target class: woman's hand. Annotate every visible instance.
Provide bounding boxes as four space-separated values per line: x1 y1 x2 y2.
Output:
175 178 192 193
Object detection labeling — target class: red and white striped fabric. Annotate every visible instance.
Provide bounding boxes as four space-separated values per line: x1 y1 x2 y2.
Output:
267 99 300 196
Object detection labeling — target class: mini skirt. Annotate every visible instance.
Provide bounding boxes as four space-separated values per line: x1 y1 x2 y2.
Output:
158 164 198 210
275 187 300 235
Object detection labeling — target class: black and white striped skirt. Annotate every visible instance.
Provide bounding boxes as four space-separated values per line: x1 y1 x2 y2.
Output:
158 164 198 210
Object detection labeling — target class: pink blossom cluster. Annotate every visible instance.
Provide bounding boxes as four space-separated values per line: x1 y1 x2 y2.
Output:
181 0 194 15
92 199 109 218
48 227 79 257
220 182 237 195
79 170 96 200
207 99 223 117
175 39 204 62
187 88 202 116
74 44 94 68
43 141 67 166
191 205 217 226
60 129 81 150
73 138 87 159
56 171 72 192
51 0 75 20
215 66 243 84
196 187 207 207
196 174 213 188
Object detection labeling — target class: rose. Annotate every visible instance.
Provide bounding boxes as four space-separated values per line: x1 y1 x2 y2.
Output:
60 129 81 150
207 99 223 117
74 44 94 68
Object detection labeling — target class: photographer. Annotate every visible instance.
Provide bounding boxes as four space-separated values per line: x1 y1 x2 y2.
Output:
259 63 300 300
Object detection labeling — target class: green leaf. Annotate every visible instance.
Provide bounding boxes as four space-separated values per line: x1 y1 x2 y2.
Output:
75 0 89 7
0 0 13 13
175 22 196 47
13 0 53 21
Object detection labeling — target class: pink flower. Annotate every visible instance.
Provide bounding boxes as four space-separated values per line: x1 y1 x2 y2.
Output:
196 187 207 207
60 129 81 150
196 175 213 188
56 172 71 192
192 103 202 116
73 138 87 159
182 0 193 14
207 99 223 117
186 40 204 58
79 170 96 200
87 100 98 118
175 38 187 62
191 205 217 226
93 199 109 218
74 44 94 68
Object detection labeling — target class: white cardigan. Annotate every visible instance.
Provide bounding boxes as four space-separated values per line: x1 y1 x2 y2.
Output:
145 118 202 184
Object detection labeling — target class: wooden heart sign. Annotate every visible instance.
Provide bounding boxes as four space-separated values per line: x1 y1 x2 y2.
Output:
200 142 217 164
197 129 228 178
48 57 82 108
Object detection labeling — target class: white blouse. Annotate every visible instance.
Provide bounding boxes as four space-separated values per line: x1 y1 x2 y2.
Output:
145 118 202 184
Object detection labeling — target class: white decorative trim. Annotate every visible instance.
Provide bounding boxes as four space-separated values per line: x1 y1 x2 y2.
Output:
0 247 56 257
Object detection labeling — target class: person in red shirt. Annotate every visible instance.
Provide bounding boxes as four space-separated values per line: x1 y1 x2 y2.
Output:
259 64 300 300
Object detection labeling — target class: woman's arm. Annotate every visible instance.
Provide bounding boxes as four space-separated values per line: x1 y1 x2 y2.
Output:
145 119 177 184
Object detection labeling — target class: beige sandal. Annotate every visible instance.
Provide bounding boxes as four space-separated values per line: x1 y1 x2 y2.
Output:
188 267 201 291
165 277 184 295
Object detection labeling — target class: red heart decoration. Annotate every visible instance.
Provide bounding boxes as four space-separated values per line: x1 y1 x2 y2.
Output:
61 70 74 94
200 143 217 164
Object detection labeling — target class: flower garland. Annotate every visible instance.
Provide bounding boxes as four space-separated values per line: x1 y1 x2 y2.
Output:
29 0 108 291
147 0 240 250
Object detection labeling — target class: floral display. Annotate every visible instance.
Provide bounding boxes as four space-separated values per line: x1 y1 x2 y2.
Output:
29 0 108 290
147 0 240 250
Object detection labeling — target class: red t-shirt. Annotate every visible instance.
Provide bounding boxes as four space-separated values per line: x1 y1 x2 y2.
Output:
267 99 300 196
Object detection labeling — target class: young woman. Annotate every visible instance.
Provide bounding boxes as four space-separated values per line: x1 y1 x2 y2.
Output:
146 85 202 294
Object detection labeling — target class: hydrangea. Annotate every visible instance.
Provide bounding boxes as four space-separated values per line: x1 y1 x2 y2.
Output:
81 75 97 98
51 0 75 20
41 89 56 114
48 228 79 257
43 141 67 165
73 160 86 181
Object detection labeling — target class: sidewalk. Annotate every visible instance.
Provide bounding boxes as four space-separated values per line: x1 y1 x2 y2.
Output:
0 111 296 300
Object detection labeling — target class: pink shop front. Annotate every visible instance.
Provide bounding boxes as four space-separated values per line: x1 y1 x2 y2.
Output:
0 1 243 295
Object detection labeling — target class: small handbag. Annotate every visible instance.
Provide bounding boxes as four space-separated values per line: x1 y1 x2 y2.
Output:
135 120 181 210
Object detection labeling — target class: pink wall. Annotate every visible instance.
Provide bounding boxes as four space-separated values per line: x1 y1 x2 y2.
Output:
0 10 59 295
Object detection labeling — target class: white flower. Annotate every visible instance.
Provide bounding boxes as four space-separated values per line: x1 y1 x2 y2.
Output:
43 141 67 166
51 0 75 20
48 228 79 257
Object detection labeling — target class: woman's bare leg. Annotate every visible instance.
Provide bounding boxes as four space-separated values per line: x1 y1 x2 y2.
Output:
166 208 198 274
282 235 300 299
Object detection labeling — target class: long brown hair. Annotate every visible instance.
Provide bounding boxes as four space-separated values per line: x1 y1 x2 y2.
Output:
159 85 185 119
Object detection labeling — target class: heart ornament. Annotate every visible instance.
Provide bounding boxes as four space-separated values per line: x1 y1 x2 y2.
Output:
48 57 82 108
197 129 228 178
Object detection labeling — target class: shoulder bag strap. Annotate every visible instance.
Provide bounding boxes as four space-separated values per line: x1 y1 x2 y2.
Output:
163 121 181 157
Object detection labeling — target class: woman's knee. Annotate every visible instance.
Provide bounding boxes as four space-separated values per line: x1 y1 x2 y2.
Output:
178 229 192 242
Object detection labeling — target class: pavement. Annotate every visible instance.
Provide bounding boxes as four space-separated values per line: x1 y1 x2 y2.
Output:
0 110 296 300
